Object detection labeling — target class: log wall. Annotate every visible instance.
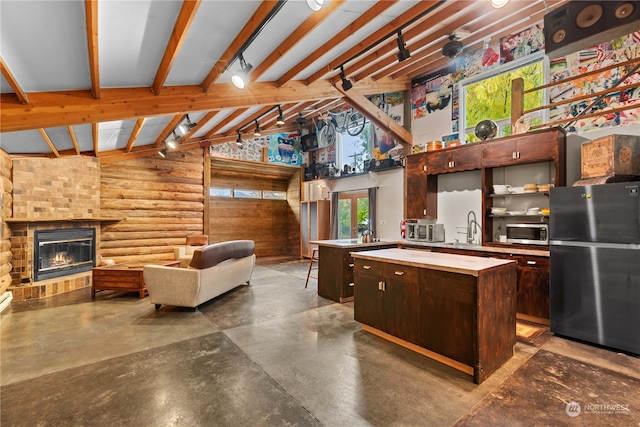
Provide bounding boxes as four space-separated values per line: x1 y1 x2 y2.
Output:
0 149 13 294
100 148 205 264
210 158 301 257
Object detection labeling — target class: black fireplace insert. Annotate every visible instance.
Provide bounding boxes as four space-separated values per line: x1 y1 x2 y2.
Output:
34 228 96 281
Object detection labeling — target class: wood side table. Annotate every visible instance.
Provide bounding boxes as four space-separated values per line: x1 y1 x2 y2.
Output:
91 260 180 298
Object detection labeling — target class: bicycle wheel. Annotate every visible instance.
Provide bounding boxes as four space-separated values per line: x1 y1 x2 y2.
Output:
346 111 366 136
317 122 337 148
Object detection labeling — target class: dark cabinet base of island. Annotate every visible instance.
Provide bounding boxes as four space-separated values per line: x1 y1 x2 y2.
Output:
352 248 517 384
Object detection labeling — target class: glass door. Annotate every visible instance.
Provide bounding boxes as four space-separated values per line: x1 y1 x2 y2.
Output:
338 192 368 239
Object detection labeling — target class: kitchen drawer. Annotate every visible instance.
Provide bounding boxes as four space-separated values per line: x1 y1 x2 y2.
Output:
354 259 383 276
383 262 420 284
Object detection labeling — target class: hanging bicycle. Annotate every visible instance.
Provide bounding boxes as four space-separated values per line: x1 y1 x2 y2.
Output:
314 106 368 148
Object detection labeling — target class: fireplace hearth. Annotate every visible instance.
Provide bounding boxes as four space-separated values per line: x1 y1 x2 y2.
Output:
34 228 96 281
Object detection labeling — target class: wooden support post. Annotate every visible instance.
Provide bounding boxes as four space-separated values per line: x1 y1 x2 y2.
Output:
511 77 524 127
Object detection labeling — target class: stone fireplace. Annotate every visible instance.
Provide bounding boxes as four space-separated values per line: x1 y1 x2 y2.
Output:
8 220 102 301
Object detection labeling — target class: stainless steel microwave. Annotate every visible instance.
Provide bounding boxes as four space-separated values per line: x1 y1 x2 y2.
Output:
406 221 445 242
506 223 549 245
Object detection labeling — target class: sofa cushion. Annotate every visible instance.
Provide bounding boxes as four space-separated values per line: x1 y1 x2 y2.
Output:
189 240 255 269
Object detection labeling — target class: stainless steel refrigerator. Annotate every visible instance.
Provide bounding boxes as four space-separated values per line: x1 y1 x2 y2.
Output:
550 181 640 355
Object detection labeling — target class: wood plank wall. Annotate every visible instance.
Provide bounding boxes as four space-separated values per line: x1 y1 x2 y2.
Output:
100 149 205 264
0 149 13 293
210 158 301 258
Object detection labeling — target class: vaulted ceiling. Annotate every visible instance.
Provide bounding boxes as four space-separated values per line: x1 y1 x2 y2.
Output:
0 0 563 162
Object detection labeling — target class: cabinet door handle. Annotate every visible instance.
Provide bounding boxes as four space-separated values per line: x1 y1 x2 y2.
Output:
517 151 521 159
423 165 427 172
423 209 427 216
378 281 386 291
349 282 354 287
394 271 405 276
527 260 537 265
348 263 354 268
512 152 517 159
363 265 371 270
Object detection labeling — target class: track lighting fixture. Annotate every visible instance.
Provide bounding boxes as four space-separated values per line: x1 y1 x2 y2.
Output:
166 136 178 150
236 130 243 149
307 0 323 12
158 148 168 157
231 54 253 89
253 120 261 137
276 105 285 125
339 66 352 91
396 30 411 62
174 115 197 137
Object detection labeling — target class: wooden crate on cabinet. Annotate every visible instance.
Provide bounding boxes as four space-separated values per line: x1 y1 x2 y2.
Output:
301 200 330 258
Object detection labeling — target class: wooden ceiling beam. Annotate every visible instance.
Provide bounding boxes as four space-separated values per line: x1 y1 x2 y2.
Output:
250 0 345 82
304 0 441 85
92 123 99 155
347 1 485 84
276 1 398 87
67 125 81 155
38 129 60 158
203 108 250 139
154 114 185 148
0 57 28 104
125 118 145 153
200 1 282 92
340 1 486 83
401 0 561 80
152 0 201 96
1 78 407 133
84 0 100 99
336 86 412 146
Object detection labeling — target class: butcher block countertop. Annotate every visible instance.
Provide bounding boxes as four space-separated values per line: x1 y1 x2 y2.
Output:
350 248 515 277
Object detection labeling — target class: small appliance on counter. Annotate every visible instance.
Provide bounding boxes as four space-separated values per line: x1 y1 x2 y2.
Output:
405 219 445 242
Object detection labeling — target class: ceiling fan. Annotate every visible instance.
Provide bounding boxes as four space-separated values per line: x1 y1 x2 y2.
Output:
442 31 468 58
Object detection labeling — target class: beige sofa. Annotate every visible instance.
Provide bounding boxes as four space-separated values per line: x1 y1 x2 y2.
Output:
144 240 255 309
173 234 209 268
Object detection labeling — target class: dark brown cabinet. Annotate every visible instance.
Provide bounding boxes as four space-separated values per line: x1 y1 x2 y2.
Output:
426 143 482 174
352 250 517 384
405 153 430 219
317 243 397 303
353 259 420 344
433 246 550 324
481 129 562 168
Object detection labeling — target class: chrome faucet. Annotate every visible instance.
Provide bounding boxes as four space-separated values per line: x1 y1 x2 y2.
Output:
466 210 479 244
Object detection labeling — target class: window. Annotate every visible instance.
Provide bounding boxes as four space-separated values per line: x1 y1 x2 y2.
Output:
233 189 261 199
461 53 546 142
210 187 232 197
336 124 372 173
262 190 287 200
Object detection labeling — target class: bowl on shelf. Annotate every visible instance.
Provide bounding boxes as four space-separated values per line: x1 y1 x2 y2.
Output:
524 183 538 193
538 184 554 192
509 210 527 215
491 207 507 215
493 184 512 195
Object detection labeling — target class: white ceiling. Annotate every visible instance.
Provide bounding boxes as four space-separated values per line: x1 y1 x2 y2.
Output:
0 0 561 160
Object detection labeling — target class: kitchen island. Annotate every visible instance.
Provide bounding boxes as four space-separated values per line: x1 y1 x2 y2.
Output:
310 239 397 303
351 248 517 384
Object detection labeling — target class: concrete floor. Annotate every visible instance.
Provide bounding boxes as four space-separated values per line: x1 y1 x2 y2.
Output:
1 259 639 426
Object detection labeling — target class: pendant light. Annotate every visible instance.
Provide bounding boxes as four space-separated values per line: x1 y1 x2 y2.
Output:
253 120 261 137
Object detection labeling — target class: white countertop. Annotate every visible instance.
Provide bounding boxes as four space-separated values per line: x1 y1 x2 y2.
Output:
311 239 549 257
350 248 516 277
310 239 396 249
